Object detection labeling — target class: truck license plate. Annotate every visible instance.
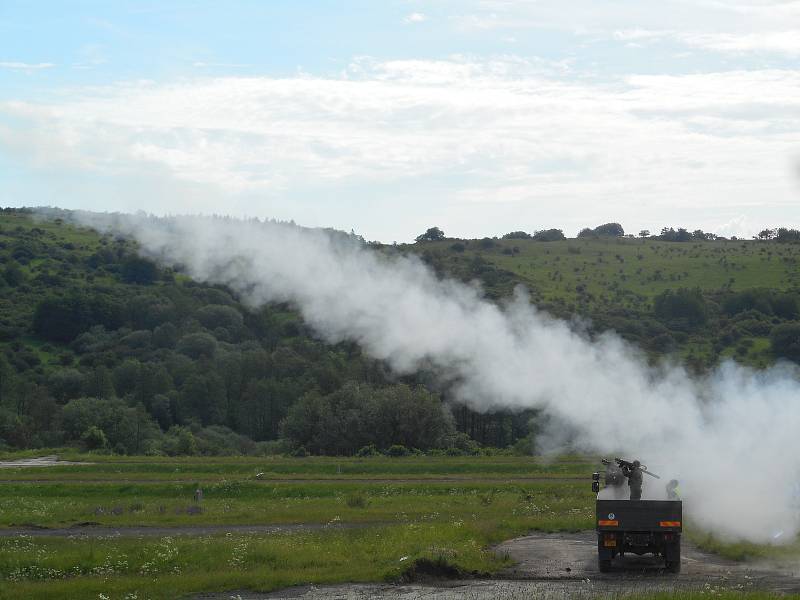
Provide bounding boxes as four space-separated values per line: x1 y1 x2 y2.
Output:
628 534 650 546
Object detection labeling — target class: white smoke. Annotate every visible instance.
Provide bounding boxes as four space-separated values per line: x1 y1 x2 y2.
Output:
71 211 800 542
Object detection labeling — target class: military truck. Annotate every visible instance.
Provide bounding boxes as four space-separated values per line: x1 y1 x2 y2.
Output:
592 461 682 573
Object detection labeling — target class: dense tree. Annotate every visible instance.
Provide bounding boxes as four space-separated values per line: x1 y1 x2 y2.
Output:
532 229 566 242
3 261 25 287
62 397 160 453
593 223 625 237
658 227 693 242
771 323 800 362
653 288 707 328
502 231 531 240
33 295 90 343
578 223 625 238
121 256 158 284
281 383 453 455
776 228 800 243
177 332 218 359
48 368 85 403
415 227 445 243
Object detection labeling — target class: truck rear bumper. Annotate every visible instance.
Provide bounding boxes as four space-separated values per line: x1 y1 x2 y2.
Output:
597 531 681 559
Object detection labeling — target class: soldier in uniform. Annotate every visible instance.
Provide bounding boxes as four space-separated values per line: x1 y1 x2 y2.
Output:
622 459 643 500
666 479 680 500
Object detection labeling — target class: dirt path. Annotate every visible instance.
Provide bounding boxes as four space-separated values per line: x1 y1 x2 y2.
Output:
0 476 585 484
192 531 800 599
0 521 376 538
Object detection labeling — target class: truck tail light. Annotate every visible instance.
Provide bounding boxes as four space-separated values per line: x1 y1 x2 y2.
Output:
659 521 681 528
598 520 618 526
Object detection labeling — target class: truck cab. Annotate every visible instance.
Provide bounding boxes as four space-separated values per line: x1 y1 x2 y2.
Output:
593 469 682 573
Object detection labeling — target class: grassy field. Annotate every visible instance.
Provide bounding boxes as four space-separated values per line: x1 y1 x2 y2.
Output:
0 454 595 599
1 454 798 599
417 237 800 309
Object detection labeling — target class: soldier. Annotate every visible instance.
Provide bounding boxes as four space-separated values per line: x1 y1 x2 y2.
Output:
666 479 680 500
622 459 643 500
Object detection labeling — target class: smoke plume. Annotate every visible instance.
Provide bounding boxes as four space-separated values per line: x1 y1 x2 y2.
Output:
72 211 800 542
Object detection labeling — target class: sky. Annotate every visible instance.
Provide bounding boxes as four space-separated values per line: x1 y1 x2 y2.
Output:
1 1 799 242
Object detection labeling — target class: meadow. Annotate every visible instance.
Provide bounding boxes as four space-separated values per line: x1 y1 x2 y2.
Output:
2 454 799 599
0 454 595 599
421 236 800 307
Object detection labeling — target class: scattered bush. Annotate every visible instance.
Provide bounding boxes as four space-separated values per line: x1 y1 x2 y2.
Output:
386 444 411 457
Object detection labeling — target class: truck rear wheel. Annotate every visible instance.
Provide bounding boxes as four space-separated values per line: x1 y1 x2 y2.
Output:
665 559 680 573
665 547 681 573
598 559 612 573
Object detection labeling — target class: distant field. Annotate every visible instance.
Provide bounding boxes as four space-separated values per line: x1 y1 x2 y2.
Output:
416 237 800 309
0 455 595 529
0 453 594 481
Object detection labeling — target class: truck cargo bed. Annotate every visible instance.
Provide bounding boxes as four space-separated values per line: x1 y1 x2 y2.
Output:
596 499 682 531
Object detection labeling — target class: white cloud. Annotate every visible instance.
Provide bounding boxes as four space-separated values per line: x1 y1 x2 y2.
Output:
1 58 799 239
192 61 249 68
0 61 54 70
679 30 800 56
403 12 427 24
452 0 800 57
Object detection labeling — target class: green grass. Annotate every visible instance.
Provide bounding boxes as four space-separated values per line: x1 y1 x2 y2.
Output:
0 455 597 529
0 479 594 529
418 237 800 309
1 455 799 599
0 523 507 600
688 528 800 562
0 455 596 598
0 454 596 480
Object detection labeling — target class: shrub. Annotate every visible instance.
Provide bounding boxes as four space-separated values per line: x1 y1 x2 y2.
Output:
81 425 109 450
345 493 369 508
291 446 309 457
386 444 410 457
121 255 158 284
177 332 217 359
532 229 566 242
771 323 800 362
356 444 380 457
653 288 707 328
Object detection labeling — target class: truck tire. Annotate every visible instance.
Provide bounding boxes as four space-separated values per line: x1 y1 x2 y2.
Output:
665 546 681 573
598 559 612 573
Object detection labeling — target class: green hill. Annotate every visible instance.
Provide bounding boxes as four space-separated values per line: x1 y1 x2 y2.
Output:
410 235 800 370
1 209 799 455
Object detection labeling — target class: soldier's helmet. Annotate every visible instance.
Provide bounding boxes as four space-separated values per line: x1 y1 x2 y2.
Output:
633 460 641 467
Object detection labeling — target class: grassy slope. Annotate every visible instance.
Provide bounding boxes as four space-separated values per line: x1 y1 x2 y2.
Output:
410 236 800 369
3 211 798 380
415 236 800 307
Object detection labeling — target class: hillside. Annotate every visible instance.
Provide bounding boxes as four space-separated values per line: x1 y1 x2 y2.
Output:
1 209 799 455
409 235 800 370
0 209 526 454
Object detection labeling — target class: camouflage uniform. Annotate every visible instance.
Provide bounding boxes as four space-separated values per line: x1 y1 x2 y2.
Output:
623 465 643 500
